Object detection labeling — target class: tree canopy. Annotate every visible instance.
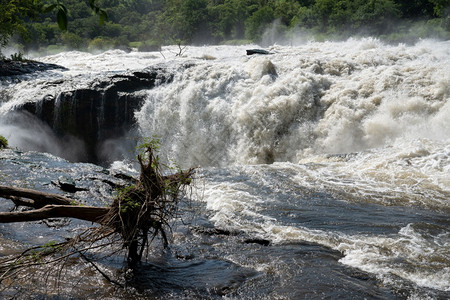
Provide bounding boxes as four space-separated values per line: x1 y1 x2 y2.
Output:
0 0 41 48
0 0 106 55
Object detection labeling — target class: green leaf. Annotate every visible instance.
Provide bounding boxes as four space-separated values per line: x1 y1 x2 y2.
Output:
57 8 67 30
59 4 68 14
99 10 108 25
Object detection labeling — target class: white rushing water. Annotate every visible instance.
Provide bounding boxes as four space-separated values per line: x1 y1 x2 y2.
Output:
199 160 449 293
139 39 450 293
133 39 450 168
1 38 449 296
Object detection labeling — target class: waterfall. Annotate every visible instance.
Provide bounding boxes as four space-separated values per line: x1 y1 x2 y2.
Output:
0 63 174 164
1 41 448 167
135 40 450 168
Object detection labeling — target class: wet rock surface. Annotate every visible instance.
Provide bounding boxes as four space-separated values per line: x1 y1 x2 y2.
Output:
0 59 67 77
0 148 135 245
7 64 177 164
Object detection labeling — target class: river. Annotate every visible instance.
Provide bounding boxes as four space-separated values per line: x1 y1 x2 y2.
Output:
0 39 449 299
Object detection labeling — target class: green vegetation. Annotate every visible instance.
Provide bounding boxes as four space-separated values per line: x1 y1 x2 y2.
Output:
0 0 40 49
0 0 106 56
0 135 8 149
1 0 449 55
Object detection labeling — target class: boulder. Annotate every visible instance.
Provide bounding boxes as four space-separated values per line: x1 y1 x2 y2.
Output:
246 49 272 55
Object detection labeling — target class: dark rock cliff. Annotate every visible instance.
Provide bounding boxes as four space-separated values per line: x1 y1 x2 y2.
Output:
15 66 174 164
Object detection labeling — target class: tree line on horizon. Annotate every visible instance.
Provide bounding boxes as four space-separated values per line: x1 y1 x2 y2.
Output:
2 0 449 55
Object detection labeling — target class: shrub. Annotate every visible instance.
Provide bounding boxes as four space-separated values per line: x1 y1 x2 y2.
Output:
46 44 67 55
88 37 114 52
61 32 87 50
220 39 253 45
0 135 8 149
138 40 162 52
10 52 25 61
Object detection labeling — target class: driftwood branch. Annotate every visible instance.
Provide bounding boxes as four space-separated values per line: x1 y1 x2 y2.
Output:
0 185 77 207
0 185 107 223
0 143 196 294
0 166 194 225
0 205 109 223
3 195 37 208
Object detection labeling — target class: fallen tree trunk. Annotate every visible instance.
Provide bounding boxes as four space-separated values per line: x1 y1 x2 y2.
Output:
0 185 76 207
0 141 195 291
0 205 109 223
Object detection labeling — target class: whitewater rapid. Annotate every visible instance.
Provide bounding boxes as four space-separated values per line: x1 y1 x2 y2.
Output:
132 39 450 168
136 39 450 293
2 39 449 167
1 38 449 297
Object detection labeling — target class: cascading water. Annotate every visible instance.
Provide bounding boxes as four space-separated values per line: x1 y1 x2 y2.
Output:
133 39 450 297
136 39 449 168
0 52 174 163
0 40 449 299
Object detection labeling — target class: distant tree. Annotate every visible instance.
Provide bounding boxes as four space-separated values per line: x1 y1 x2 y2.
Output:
208 1 236 41
0 0 41 50
427 0 450 17
245 5 275 39
180 0 210 43
61 30 87 49
2 0 449 55
274 0 303 27
395 0 435 18
0 0 106 55
352 0 401 34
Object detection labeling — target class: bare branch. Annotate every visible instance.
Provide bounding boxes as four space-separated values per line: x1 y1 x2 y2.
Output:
0 205 109 223
0 185 78 207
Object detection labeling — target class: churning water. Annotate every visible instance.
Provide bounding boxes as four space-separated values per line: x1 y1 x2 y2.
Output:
0 38 449 299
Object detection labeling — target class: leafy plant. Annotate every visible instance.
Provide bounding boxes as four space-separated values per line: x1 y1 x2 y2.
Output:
138 40 162 52
10 52 25 61
43 0 69 30
0 0 108 55
43 0 107 31
0 136 8 149
136 136 161 165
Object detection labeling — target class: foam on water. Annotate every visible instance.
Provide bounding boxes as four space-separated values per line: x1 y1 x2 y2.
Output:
133 39 449 292
199 162 449 292
2 40 448 166
1 39 449 296
338 223 450 292
37 45 257 75
295 139 449 211
135 39 449 168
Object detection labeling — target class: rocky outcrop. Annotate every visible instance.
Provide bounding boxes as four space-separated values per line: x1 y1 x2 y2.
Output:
246 49 272 55
0 59 67 77
17 65 175 164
